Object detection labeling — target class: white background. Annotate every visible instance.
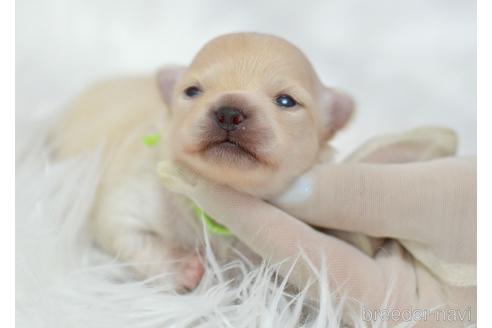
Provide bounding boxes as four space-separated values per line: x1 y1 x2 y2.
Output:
15 0 476 156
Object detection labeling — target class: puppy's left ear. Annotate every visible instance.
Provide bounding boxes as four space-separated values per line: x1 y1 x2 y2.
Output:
319 87 355 140
156 65 186 107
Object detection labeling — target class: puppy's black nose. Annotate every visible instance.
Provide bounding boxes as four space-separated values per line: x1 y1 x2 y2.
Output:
215 106 245 131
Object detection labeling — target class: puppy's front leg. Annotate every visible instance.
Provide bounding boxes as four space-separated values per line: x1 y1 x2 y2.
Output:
93 176 205 291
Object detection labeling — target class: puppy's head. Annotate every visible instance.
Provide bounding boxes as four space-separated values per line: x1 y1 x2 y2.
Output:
158 33 354 197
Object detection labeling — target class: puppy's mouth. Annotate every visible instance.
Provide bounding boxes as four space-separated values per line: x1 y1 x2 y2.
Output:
203 136 260 164
185 116 275 168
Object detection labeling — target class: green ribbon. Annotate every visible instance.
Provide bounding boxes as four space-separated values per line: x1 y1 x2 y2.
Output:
142 133 161 147
191 202 232 236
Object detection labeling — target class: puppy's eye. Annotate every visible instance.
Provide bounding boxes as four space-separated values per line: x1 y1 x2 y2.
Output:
274 94 297 108
184 86 202 98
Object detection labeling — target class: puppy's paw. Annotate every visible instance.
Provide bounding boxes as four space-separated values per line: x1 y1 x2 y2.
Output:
175 253 205 291
133 248 205 292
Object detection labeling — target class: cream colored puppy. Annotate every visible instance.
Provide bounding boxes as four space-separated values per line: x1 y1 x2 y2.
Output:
53 33 355 290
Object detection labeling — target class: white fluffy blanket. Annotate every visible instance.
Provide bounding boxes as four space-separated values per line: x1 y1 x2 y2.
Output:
16 119 362 328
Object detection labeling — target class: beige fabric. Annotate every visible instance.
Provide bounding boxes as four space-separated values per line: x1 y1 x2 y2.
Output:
400 239 476 287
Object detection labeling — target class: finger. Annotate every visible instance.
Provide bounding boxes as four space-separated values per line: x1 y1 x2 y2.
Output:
271 157 476 245
187 183 418 309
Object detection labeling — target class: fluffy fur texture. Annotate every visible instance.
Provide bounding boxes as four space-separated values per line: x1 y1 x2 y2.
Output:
16 118 378 328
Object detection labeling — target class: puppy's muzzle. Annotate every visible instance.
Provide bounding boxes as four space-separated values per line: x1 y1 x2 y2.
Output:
214 106 246 131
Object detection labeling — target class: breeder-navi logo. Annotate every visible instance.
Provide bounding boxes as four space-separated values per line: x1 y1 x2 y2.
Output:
361 306 472 323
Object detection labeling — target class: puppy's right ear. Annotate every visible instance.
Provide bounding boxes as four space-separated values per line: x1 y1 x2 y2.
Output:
156 65 186 107
319 87 355 141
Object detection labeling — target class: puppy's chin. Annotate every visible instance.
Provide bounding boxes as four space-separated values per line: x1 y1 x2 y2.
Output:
174 148 283 197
